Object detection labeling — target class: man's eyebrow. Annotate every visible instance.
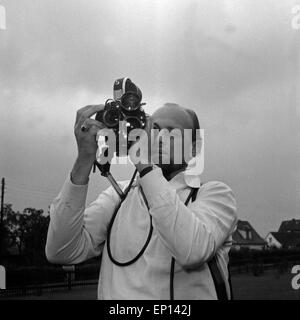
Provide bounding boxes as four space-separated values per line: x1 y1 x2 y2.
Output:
152 123 179 131
153 122 161 129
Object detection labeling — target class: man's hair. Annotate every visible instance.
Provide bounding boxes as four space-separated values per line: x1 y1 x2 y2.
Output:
185 108 200 143
161 103 201 158
163 103 200 143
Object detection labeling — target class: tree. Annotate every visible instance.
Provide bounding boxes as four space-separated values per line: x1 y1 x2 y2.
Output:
4 205 50 265
1 204 16 257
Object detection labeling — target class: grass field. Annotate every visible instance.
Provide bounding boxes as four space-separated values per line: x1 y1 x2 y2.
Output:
231 270 300 300
1 270 299 300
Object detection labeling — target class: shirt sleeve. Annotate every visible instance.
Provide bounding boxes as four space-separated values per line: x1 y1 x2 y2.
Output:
139 167 238 268
45 175 123 265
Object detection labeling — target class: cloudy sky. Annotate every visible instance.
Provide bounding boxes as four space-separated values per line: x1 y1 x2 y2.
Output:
0 0 299 236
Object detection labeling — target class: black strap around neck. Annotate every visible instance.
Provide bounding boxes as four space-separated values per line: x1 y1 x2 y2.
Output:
170 186 230 301
170 187 197 300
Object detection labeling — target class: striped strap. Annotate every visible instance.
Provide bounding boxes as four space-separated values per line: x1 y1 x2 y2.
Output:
173 187 230 300
208 256 229 300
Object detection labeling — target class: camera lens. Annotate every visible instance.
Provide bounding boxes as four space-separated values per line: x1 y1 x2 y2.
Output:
121 93 141 111
125 117 143 131
103 104 119 128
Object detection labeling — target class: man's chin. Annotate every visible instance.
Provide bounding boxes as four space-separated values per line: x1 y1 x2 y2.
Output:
152 153 170 165
153 160 186 173
151 154 169 168
151 153 187 172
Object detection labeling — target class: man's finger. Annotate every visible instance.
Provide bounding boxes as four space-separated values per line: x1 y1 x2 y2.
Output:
75 105 96 124
75 105 92 120
89 125 104 137
80 118 106 131
76 104 105 126
81 105 105 120
144 115 153 133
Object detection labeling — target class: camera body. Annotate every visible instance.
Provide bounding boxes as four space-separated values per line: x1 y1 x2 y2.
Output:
95 78 147 156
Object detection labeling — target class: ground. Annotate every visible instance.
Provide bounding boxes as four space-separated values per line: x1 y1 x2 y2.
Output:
231 271 300 300
1 270 299 300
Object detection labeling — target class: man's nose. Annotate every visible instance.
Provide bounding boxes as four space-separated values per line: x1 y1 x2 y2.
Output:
151 136 163 149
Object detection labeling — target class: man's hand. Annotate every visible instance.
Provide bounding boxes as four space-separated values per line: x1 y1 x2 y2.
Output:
129 116 154 173
71 105 106 185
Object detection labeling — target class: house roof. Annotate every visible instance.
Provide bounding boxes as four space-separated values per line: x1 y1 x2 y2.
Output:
270 232 300 247
232 220 266 245
278 219 300 233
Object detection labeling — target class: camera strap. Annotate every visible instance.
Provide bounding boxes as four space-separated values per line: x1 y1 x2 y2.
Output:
106 169 154 267
93 148 125 200
106 174 231 300
170 186 231 300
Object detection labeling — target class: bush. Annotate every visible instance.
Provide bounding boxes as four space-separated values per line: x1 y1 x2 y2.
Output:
229 248 300 267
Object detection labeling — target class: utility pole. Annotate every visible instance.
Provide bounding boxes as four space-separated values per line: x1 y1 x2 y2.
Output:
0 178 4 226
0 178 5 260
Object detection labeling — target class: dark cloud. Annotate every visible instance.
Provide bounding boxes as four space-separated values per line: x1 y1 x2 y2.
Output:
0 0 299 236
1 0 298 99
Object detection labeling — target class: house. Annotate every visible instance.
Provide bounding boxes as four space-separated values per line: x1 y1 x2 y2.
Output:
278 219 300 233
265 219 300 249
265 232 300 249
232 220 266 250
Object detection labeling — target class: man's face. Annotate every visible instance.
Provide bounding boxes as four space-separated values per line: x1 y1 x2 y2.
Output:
150 104 195 173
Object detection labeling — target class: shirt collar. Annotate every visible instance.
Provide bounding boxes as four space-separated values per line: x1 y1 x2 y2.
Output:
135 134 204 189
135 160 202 190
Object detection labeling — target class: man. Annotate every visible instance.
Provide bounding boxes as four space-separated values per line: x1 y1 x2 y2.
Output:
46 102 237 300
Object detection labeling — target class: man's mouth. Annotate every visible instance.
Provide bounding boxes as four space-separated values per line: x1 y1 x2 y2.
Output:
151 144 166 156
158 146 165 155
158 143 164 154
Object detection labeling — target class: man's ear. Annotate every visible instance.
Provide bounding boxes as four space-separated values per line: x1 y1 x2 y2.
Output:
191 139 202 158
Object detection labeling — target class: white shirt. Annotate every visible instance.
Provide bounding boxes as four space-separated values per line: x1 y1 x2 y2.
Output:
46 166 237 300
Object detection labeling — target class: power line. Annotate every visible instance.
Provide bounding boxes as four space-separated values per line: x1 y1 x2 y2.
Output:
5 177 58 195
6 185 57 197
5 191 53 211
5 190 55 201
5 194 52 214
0 178 4 226
0 177 5 261
2 179 57 211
